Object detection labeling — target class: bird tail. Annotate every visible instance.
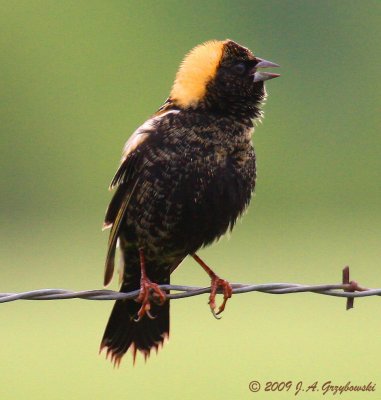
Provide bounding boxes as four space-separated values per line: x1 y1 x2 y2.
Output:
100 268 170 366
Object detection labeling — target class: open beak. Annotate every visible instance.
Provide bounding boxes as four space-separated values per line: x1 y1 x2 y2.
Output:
253 57 280 83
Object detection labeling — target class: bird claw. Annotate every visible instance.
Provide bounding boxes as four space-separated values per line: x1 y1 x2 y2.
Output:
209 276 233 318
134 279 166 322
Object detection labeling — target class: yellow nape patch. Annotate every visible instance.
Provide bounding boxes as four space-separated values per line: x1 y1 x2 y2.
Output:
170 40 225 108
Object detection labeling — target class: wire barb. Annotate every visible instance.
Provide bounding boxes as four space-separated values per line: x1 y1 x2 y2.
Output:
1 267 378 309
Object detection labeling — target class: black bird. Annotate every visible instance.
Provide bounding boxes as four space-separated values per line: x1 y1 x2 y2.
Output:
100 39 279 365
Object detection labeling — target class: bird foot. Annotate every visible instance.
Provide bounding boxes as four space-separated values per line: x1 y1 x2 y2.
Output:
209 276 233 319
135 278 166 322
191 253 233 319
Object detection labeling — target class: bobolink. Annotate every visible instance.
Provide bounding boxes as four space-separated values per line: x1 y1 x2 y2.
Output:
100 39 279 365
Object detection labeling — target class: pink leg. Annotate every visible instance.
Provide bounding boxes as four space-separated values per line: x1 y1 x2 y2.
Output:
192 253 233 318
135 248 166 321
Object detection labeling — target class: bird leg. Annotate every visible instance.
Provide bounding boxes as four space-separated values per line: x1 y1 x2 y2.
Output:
135 248 166 321
192 253 233 318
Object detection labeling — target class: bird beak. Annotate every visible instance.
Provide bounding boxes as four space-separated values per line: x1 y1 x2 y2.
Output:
253 57 280 83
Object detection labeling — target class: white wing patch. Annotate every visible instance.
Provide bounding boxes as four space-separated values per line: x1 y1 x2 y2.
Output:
122 110 180 160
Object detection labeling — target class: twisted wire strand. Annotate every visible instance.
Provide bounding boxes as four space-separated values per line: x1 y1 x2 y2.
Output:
1 283 380 302
0 268 376 309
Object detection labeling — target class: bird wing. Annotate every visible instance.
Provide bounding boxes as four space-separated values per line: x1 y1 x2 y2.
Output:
103 177 140 286
103 109 181 286
103 126 152 286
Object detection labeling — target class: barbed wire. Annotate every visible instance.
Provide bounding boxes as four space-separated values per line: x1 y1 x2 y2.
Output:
0 267 378 310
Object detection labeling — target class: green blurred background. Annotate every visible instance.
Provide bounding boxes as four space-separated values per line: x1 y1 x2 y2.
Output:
1 1 380 399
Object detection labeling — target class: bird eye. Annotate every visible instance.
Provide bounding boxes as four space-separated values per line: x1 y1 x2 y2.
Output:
232 63 246 75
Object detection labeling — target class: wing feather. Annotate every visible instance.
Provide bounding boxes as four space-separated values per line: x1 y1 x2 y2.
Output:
104 177 140 286
103 109 180 285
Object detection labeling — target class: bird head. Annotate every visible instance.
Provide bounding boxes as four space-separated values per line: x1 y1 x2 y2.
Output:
170 39 279 118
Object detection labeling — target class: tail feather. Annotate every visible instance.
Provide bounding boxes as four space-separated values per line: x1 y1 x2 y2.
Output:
100 273 170 365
